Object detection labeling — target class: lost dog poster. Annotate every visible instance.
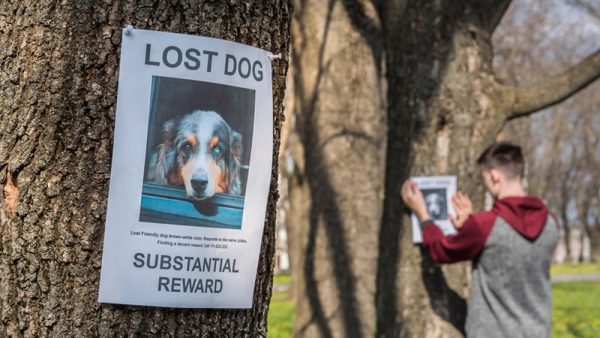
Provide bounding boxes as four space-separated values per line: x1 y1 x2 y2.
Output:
410 176 457 243
98 28 274 308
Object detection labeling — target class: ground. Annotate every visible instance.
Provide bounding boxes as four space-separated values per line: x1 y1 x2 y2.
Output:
268 264 600 338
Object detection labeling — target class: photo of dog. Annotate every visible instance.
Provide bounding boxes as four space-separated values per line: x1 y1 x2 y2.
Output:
139 76 255 229
422 188 448 220
147 110 243 200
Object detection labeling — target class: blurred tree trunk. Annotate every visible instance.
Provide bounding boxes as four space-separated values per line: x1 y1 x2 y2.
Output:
560 169 575 261
577 110 600 262
376 2 510 336
289 0 600 337
0 1 290 336
288 1 386 337
584 198 600 262
586 223 600 262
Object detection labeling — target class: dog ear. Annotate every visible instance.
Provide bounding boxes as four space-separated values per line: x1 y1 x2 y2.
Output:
231 130 243 162
154 119 179 184
227 130 243 195
161 119 177 147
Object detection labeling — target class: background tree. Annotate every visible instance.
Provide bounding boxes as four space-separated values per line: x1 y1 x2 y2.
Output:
287 1 386 337
496 0 600 263
0 1 290 336
287 0 600 337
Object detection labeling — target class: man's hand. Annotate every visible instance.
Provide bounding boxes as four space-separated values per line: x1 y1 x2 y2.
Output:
401 180 430 221
450 191 473 229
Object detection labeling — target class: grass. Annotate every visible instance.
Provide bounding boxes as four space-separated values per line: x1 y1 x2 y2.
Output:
268 267 600 338
552 281 600 337
551 263 600 276
268 281 295 338
273 273 292 286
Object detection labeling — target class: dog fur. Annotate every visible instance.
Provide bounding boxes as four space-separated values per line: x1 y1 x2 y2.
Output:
425 193 444 219
148 110 243 200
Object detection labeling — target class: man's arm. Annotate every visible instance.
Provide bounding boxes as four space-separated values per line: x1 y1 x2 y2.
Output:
400 180 431 222
401 181 473 228
401 180 494 263
421 213 495 263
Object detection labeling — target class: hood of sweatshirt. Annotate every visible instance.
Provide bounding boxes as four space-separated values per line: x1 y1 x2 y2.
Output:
492 196 548 240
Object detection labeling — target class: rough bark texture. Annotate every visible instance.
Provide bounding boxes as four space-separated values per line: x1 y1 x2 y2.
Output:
0 1 291 336
289 0 386 337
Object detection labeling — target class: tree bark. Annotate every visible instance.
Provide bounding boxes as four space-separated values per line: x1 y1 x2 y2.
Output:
504 49 600 120
376 1 506 336
0 1 291 336
587 227 600 262
289 1 386 337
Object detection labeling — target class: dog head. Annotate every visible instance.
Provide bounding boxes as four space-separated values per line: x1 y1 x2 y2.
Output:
425 193 443 218
155 110 243 200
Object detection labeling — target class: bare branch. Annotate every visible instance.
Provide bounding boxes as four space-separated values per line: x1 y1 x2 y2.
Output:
568 0 600 20
504 49 600 120
341 0 383 68
470 0 512 33
341 0 382 38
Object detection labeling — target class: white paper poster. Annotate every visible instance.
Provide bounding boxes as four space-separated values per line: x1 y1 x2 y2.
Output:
98 28 274 308
411 176 457 243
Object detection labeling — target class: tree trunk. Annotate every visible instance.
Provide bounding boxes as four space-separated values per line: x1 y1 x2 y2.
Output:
289 1 386 337
376 1 510 336
588 230 600 263
0 1 290 336
289 0 600 337
559 185 573 263
579 197 600 263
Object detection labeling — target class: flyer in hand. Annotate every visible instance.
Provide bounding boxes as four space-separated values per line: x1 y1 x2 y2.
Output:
411 176 458 243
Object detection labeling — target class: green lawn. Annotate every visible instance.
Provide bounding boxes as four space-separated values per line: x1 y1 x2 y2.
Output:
268 266 600 337
552 281 600 337
551 263 600 276
273 273 292 286
267 287 295 338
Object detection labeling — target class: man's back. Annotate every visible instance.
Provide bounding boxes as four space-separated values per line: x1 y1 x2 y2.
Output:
401 142 558 337
466 211 558 337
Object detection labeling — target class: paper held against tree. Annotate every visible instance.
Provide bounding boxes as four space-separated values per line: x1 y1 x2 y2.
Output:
411 176 458 243
98 28 274 308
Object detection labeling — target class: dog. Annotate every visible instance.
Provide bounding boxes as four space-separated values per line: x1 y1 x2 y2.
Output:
425 192 445 219
148 110 243 200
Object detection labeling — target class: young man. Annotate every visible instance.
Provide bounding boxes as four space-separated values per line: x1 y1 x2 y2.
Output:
401 142 558 338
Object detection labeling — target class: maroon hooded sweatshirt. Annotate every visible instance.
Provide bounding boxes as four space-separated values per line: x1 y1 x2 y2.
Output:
422 196 550 263
423 196 558 337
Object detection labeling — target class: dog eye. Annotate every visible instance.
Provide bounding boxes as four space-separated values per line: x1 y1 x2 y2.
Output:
212 146 222 157
182 143 192 153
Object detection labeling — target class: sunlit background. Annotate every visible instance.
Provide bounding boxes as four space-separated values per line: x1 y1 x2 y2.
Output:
269 0 600 337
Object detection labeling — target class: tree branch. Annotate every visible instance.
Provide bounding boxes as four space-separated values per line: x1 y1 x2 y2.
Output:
341 0 383 69
568 0 600 20
505 49 600 120
470 0 512 33
342 0 382 39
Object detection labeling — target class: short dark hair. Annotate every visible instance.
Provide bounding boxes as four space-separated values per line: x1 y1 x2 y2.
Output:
477 142 524 179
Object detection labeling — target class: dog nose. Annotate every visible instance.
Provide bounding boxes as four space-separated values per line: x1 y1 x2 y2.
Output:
191 176 208 192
